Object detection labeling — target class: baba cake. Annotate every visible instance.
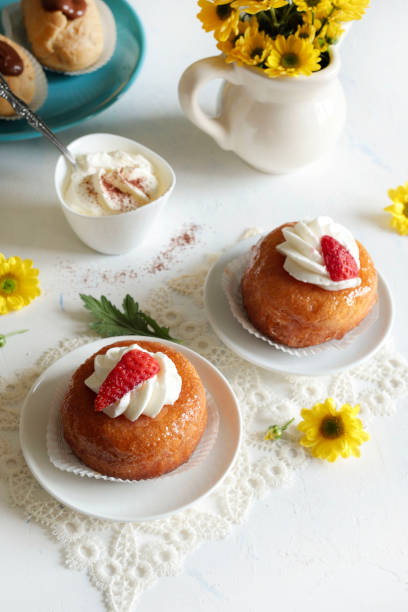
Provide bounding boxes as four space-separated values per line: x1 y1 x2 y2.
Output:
21 0 104 72
61 340 208 480
0 34 35 116
241 217 378 348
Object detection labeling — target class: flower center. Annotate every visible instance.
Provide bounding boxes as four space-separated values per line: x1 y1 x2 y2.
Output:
251 46 264 59
0 277 17 294
404 202 408 218
306 0 321 6
281 52 299 69
320 415 344 439
216 3 232 20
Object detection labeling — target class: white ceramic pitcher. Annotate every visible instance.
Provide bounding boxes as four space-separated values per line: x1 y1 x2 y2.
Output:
178 51 346 174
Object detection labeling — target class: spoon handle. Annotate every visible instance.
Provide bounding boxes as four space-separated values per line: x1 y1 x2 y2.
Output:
0 74 77 167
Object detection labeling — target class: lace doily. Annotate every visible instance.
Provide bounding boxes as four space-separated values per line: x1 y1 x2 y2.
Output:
1 260 407 612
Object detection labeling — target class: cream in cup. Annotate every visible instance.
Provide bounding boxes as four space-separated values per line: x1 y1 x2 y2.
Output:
55 133 176 255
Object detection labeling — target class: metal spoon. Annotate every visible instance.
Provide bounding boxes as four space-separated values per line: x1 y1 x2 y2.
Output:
0 73 77 167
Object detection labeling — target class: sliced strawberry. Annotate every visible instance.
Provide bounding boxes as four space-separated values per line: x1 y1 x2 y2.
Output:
320 235 359 282
95 349 160 412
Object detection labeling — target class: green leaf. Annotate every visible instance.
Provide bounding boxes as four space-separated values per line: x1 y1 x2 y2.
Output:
80 294 181 343
122 294 140 322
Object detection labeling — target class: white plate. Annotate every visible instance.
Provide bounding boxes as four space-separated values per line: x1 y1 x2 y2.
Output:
20 336 241 522
204 237 394 376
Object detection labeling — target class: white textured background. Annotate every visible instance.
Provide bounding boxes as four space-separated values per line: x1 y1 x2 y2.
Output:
1 0 408 610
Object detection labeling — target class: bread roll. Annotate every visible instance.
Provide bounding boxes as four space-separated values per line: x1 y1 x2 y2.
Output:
0 34 35 116
21 0 104 72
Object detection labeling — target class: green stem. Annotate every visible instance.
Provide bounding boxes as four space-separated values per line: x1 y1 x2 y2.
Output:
269 7 279 27
4 329 29 338
315 6 335 36
282 417 295 431
0 329 29 347
284 3 293 20
256 10 275 37
315 16 328 36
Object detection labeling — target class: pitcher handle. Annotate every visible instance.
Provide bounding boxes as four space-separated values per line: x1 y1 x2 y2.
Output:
178 55 239 150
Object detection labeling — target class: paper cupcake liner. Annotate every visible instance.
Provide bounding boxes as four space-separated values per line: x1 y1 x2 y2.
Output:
47 381 220 483
222 251 380 358
2 0 116 76
0 44 47 120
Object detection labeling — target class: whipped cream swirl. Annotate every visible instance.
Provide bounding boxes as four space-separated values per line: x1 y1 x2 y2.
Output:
85 344 182 421
65 151 159 216
276 216 361 291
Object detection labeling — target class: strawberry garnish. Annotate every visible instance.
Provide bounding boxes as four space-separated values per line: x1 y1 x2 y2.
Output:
320 235 359 282
95 349 160 412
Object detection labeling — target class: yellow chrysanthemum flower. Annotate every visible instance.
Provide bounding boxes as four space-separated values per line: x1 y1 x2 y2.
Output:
313 36 328 52
293 0 332 14
297 398 370 462
385 182 408 236
225 17 274 66
295 23 316 41
301 8 330 31
266 34 321 77
217 33 238 56
302 11 344 52
332 0 370 21
197 0 240 42
216 19 248 55
231 0 288 14
324 20 344 44
0 253 41 315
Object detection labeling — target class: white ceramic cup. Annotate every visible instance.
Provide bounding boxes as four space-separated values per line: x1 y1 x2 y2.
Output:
55 133 176 255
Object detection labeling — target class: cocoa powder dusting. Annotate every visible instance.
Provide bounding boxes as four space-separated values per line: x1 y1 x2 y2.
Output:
147 224 201 274
101 174 140 213
85 178 97 199
56 258 139 288
126 177 146 193
101 175 124 200
56 224 202 294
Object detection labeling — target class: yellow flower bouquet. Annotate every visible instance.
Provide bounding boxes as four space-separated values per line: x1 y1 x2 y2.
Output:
198 0 370 77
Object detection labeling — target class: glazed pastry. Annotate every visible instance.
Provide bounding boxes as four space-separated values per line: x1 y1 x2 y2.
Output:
61 340 208 480
21 0 104 71
0 34 35 116
241 217 378 348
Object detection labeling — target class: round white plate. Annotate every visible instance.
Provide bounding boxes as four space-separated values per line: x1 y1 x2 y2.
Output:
204 237 394 376
20 336 241 522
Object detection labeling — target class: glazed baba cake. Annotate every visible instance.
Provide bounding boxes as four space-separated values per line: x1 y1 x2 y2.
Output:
0 34 35 116
21 0 104 72
61 340 207 480
241 217 378 348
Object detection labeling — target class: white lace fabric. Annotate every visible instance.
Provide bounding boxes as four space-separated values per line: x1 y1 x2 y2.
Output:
1 262 408 612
